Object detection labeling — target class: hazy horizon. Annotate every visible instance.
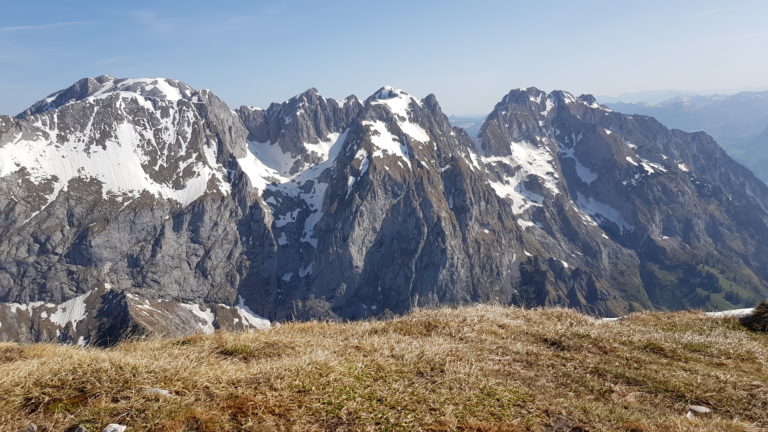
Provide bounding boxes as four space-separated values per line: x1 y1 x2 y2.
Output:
2 0 767 116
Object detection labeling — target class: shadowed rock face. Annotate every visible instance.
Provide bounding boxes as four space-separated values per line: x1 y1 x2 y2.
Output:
1 77 768 343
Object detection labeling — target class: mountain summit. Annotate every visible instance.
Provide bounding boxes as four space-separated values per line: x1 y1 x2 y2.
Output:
1 77 767 344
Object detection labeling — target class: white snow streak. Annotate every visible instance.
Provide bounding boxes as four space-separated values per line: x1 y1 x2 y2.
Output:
235 296 271 330
48 291 91 331
483 141 559 215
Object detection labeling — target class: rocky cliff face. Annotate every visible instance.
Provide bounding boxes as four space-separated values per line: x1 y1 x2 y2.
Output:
1 77 767 343
0 76 248 308
0 284 269 346
478 89 768 312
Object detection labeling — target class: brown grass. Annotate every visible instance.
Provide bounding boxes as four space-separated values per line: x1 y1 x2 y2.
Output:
0 305 766 431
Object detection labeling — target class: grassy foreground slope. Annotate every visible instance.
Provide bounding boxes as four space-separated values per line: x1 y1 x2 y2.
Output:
0 306 766 431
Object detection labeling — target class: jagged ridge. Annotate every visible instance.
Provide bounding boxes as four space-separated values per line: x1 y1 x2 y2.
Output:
1 77 767 343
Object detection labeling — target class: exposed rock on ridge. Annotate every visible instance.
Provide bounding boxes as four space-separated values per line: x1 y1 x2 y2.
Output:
0 284 269 346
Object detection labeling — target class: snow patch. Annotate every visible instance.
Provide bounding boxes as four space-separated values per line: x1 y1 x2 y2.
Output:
179 303 216 334
483 141 559 214
299 263 313 278
1 104 228 214
560 144 597 185
364 120 412 168
574 192 633 233
639 159 668 175
87 78 191 102
705 308 753 318
369 86 430 143
249 131 349 248
48 291 91 331
517 219 536 229
235 296 270 330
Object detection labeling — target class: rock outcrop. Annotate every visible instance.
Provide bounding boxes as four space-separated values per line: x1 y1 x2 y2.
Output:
0 284 269 346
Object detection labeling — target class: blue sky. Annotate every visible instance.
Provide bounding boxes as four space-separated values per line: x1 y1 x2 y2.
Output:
1 0 767 115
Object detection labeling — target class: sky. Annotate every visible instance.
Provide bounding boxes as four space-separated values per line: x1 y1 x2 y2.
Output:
1 0 767 116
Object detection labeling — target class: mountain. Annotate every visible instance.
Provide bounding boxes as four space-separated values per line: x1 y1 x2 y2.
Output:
1 76 768 344
447 115 485 137
608 91 768 182
597 89 694 105
726 125 768 174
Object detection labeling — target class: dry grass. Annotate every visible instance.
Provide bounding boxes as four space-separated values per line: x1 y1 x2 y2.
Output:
0 305 766 431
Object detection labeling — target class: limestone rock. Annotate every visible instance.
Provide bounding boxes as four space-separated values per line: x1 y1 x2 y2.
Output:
685 404 713 419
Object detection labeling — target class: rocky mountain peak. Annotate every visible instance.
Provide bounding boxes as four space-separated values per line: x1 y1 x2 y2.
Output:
366 86 422 110
235 88 362 183
0 75 244 228
361 86 433 130
301 87 320 95
18 76 200 118
498 87 548 105
577 94 599 106
548 90 612 114
363 86 432 125
273 88 326 111
370 86 407 100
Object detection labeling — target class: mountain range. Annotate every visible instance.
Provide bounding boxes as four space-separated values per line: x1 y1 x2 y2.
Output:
1 76 767 345
608 91 768 183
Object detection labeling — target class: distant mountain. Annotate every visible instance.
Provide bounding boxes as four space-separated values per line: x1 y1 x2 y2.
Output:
607 91 768 182
2 76 768 344
448 115 485 137
723 124 768 172
597 90 694 105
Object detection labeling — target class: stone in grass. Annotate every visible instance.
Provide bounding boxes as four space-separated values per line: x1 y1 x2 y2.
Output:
685 405 712 419
143 387 174 397
18 425 37 432
740 301 768 333
102 425 127 432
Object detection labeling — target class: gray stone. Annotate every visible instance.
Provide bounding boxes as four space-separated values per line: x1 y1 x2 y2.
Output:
687 405 712 414
686 404 713 420
143 388 174 397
